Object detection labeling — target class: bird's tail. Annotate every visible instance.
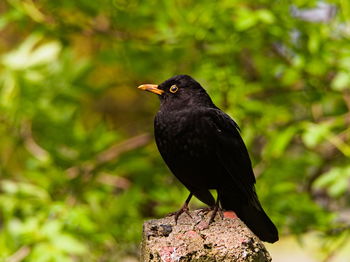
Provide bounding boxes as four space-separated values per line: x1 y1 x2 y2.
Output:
219 190 279 243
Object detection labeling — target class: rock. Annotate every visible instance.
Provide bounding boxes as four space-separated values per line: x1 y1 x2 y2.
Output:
141 209 272 262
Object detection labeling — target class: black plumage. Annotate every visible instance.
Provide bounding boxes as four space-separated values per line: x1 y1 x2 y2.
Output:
138 75 278 243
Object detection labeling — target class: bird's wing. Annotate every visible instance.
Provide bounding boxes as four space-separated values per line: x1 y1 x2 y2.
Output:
204 108 256 198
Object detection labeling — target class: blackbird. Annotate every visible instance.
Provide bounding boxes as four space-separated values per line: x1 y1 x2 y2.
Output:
138 75 278 243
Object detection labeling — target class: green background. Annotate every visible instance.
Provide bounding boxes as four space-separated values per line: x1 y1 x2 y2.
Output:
0 0 349 261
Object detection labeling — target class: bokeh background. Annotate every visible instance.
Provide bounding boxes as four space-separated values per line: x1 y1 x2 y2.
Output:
0 0 350 261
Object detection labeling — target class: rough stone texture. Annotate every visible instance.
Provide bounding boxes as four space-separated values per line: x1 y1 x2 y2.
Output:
141 209 272 262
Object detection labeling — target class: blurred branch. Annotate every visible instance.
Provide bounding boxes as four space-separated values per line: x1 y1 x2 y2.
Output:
327 129 350 157
343 90 350 118
96 133 151 165
20 120 50 162
271 43 292 65
6 246 30 262
22 0 45 23
66 133 151 179
321 228 350 262
97 172 131 190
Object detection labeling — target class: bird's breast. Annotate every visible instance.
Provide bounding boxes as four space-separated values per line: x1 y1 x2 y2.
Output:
154 109 223 189
154 110 211 158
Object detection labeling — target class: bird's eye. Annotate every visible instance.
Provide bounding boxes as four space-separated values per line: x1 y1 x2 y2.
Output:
169 85 179 93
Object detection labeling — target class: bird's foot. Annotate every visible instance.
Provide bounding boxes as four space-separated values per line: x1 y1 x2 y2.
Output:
208 204 224 224
167 204 192 224
195 205 224 230
195 208 224 230
167 192 194 224
198 206 224 220
197 207 212 216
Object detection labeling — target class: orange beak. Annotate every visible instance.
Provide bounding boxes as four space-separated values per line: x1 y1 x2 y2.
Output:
137 84 164 95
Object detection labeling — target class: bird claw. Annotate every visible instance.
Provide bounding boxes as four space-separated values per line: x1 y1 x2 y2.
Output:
218 208 224 219
208 206 224 225
197 207 213 216
168 205 192 224
198 205 224 224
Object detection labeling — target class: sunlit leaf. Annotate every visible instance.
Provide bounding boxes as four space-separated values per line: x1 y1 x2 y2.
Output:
51 234 87 254
2 35 61 70
314 166 350 198
331 71 350 91
302 122 332 148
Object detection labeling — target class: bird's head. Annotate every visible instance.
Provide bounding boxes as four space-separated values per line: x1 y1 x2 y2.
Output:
138 75 214 108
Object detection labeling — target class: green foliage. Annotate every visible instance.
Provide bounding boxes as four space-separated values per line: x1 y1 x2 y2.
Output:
0 0 350 260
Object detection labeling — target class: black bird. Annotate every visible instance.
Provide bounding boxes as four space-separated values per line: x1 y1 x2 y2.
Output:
138 75 278 243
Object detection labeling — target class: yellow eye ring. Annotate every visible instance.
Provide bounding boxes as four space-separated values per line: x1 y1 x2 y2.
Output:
169 85 179 93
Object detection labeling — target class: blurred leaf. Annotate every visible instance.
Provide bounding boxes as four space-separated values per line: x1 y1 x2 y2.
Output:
51 234 87 254
1 180 50 200
2 35 61 70
264 126 298 158
0 0 349 260
331 71 350 91
314 166 350 198
302 122 332 147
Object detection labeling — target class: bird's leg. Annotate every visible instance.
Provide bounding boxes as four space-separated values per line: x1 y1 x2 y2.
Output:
208 196 223 224
195 197 223 230
197 195 224 220
168 192 193 224
197 206 214 215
